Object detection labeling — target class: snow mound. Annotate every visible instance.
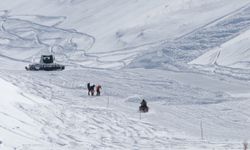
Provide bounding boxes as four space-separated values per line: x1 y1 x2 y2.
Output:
190 29 250 69
0 77 51 149
128 2 250 70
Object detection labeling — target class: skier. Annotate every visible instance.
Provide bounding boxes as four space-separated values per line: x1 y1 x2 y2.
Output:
139 99 149 113
96 85 102 96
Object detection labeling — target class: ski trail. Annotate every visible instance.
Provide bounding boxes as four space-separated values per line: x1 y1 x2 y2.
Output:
0 12 95 69
175 1 250 41
1 69 249 149
2 3 250 70
0 70 190 149
129 3 250 71
65 2 250 70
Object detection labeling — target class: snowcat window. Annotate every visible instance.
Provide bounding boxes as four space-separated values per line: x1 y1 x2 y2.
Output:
42 55 54 64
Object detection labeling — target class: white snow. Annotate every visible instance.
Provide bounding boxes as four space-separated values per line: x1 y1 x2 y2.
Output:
0 77 51 149
190 29 250 69
0 0 250 150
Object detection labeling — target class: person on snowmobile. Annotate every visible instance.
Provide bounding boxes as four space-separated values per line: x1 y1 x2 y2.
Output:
141 99 147 107
96 85 102 96
139 99 149 112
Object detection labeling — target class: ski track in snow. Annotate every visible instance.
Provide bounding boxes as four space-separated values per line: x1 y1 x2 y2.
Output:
1 3 250 73
0 2 250 150
0 12 95 68
0 68 250 149
129 3 250 72
0 71 173 149
56 1 250 71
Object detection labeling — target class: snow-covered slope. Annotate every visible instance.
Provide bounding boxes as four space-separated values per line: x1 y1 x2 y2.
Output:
0 1 250 150
1 68 250 149
128 1 250 70
0 0 250 69
190 29 250 69
0 77 51 149
0 73 172 150
3 0 248 51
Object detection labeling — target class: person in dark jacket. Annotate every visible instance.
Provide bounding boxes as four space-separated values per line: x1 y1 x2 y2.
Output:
87 83 95 96
90 84 95 96
87 83 91 95
139 99 149 112
141 99 147 107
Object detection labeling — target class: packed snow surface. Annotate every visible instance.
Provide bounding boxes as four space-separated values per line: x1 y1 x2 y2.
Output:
191 29 250 69
0 0 250 150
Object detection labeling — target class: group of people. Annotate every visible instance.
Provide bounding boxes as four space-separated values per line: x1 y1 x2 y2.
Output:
87 83 102 96
86 83 149 113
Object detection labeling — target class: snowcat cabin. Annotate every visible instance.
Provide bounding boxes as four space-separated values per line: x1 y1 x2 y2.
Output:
40 55 54 64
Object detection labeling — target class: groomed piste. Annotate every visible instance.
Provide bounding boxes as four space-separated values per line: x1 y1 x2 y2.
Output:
0 0 250 149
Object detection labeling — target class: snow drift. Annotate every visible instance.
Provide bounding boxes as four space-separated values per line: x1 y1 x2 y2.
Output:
0 77 51 149
190 29 250 69
0 0 250 150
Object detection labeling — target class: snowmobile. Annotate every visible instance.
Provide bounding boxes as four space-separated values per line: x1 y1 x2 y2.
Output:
25 55 65 71
139 105 149 113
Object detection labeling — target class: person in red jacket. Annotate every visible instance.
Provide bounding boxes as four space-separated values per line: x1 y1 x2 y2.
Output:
96 85 102 96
